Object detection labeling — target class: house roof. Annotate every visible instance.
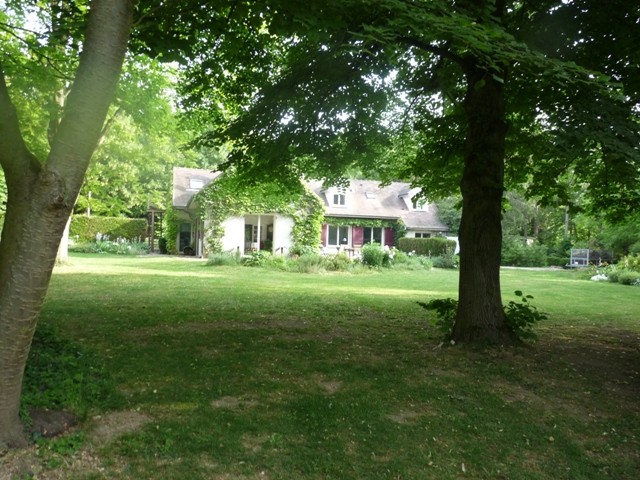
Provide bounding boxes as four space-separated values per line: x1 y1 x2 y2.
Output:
171 168 447 231
305 179 448 231
172 167 222 208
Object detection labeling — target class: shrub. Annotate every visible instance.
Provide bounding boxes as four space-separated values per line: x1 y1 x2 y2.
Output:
617 271 640 286
620 254 640 272
432 253 458 269
393 251 409 264
417 298 458 338
328 253 352 271
391 255 433 271
289 244 318 257
158 237 168 254
70 215 147 242
290 254 330 273
398 237 456 256
361 243 387 267
263 254 288 271
547 255 568 267
503 291 548 340
207 252 241 266
418 291 547 342
69 240 149 255
501 237 548 267
242 250 272 267
606 267 622 283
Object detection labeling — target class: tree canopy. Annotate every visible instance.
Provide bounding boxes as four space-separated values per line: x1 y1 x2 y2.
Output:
170 0 640 343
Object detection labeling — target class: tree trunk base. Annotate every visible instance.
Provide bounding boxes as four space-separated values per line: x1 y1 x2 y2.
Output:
0 418 27 450
451 325 520 347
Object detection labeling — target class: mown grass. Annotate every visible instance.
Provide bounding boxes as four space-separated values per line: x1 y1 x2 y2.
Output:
13 254 640 479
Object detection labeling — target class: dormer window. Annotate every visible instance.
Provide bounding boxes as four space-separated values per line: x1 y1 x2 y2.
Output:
188 178 204 191
332 187 346 206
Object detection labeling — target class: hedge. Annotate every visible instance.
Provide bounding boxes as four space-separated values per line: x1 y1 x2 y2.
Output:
397 237 456 256
70 215 147 242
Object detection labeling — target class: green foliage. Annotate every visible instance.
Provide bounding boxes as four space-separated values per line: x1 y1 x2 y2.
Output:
398 237 456 257
391 254 433 271
434 196 462 235
617 271 640 286
432 253 459 269
323 217 406 242
361 243 388 267
21 323 116 418
417 298 458 338
69 241 149 256
158 237 168 254
70 215 147 242
289 254 331 274
207 252 241 266
242 250 273 267
289 244 318 257
501 236 549 267
620 254 640 272
163 206 180 254
419 291 547 341
199 173 324 254
504 291 548 341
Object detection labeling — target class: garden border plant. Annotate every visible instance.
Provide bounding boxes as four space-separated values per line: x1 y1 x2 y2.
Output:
418 290 548 342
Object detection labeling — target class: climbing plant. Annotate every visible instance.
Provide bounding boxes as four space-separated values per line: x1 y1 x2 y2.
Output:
197 174 324 254
323 216 406 241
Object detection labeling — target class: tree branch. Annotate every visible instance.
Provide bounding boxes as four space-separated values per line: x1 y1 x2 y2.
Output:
47 0 133 187
0 62 41 179
397 36 464 66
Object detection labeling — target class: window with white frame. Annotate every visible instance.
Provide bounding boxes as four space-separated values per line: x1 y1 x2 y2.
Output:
332 187 346 206
414 232 431 238
363 226 383 244
327 225 349 246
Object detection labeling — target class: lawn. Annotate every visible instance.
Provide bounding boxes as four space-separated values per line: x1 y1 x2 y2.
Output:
3 254 639 479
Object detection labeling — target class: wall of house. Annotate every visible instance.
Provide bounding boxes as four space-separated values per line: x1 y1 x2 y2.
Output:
221 216 245 254
273 215 294 254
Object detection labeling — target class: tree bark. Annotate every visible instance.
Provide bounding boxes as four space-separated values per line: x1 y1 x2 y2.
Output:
451 60 517 345
0 0 133 448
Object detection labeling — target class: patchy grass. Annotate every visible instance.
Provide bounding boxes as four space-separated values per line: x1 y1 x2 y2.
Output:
5 254 639 479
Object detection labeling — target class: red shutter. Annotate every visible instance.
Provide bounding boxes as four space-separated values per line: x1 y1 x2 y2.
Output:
321 224 328 246
384 227 395 247
352 226 364 247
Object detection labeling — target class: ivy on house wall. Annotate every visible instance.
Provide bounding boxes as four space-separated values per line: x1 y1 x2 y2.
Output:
323 216 407 240
163 205 181 254
197 174 324 254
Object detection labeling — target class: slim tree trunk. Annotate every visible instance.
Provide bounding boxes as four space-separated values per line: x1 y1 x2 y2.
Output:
451 60 517 345
0 0 133 448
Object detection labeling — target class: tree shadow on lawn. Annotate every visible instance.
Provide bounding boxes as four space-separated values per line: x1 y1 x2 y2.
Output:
4 323 640 479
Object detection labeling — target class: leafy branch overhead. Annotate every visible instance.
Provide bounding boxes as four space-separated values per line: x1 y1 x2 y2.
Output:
172 0 639 217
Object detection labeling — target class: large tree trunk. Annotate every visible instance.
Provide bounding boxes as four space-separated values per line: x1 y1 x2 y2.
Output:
0 167 74 447
0 0 133 448
451 60 517 345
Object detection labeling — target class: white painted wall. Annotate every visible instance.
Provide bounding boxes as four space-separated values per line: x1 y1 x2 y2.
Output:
221 216 245 254
273 215 294 254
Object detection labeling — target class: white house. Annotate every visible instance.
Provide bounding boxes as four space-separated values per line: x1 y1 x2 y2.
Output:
172 167 448 256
